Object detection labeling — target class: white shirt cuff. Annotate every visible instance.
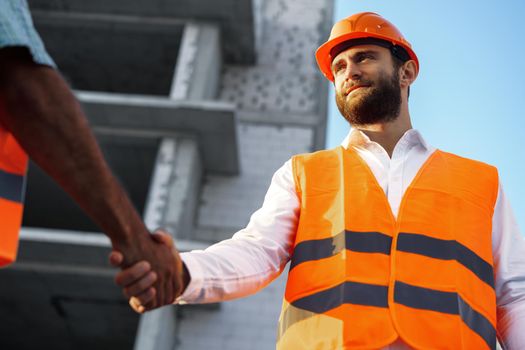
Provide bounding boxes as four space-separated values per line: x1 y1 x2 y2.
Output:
175 252 205 304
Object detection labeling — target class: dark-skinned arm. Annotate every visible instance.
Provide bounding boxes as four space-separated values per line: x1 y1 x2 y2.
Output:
0 47 184 307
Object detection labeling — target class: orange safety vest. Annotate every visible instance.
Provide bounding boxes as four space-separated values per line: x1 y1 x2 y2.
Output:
0 105 28 267
277 147 498 350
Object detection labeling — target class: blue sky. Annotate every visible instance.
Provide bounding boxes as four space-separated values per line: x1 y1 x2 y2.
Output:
325 1 525 232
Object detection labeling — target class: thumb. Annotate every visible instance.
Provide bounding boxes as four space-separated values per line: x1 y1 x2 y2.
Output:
152 229 174 248
108 250 124 267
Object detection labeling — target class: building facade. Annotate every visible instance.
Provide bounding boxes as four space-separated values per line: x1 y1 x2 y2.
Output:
0 0 333 348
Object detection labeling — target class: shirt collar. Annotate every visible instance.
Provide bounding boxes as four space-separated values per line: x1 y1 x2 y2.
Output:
340 127 431 151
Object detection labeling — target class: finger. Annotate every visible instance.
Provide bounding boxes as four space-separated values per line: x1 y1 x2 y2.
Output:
123 271 157 299
129 288 155 314
129 297 142 313
151 230 174 248
155 278 165 310
142 297 157 312
135 287 156 309
162 275 175 305
114 261 151 287
108 251 124 267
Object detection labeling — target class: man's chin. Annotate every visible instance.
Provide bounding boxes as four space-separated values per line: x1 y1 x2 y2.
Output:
345 98 368 114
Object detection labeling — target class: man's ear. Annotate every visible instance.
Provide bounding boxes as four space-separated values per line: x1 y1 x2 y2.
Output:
400 60 418 88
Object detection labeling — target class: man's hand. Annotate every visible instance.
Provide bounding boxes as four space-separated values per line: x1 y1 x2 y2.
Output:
110 230 188 313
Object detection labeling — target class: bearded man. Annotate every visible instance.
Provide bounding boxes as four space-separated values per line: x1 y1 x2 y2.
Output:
112 12 525 350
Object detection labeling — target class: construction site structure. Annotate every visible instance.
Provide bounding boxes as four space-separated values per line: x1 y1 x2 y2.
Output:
0 0 333 348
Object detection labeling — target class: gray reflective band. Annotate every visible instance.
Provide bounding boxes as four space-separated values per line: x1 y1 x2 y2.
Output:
458 297 497 349
397 233 495 289
292 281 388 314
290 231 392 270
395 282 496 349
346 230 392 254
0 168 25 203
394 281 458 314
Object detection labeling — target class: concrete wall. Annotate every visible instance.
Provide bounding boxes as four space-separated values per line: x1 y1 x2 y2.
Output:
29 0 256 64
5 0 333 348
175 0 333 349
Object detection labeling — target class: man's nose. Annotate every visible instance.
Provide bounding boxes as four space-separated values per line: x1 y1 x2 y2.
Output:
345 62 361 81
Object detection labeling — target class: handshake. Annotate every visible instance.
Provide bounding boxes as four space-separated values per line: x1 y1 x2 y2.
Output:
109 229 189 313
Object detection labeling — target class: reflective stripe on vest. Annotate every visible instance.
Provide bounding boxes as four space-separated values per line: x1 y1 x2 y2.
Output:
277 147 498 350
0 167 26 203
291 231 494 289
0 125 28 267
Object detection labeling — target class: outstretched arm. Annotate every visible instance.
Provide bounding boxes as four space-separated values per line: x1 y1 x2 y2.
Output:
112 160 299 312
0 47 182 307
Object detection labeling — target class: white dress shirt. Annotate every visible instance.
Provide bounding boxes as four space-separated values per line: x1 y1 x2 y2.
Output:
179 129 525 349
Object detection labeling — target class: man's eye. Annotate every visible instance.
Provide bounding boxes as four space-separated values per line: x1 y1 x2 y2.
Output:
333 63 345 74
357 54 374 62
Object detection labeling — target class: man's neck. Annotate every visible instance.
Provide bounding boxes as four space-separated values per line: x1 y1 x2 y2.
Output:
354 110 412 157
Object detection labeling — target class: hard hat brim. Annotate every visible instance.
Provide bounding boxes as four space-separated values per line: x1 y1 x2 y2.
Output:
316 32 419 81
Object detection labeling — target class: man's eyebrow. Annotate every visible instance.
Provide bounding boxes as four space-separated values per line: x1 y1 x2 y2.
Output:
351 49 380 58
331 49 380 70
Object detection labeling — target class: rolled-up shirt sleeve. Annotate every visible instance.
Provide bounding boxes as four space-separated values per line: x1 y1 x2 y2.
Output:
492 183 525 349
0 0 56 67
177 159 298 304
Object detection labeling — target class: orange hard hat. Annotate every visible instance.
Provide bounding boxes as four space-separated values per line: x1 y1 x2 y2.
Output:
316 12 419 81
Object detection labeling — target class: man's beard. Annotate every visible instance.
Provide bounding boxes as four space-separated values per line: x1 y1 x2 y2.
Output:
335 70 402 126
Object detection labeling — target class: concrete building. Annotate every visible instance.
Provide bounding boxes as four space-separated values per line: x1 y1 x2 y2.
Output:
0 0 333 348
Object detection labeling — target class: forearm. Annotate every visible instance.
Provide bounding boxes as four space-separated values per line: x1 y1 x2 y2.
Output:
0 48 146 252
180 234 290 304
179 160 298 304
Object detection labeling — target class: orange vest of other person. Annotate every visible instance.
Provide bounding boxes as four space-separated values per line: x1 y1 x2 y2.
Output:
277 146 498 350
0 116 28 267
